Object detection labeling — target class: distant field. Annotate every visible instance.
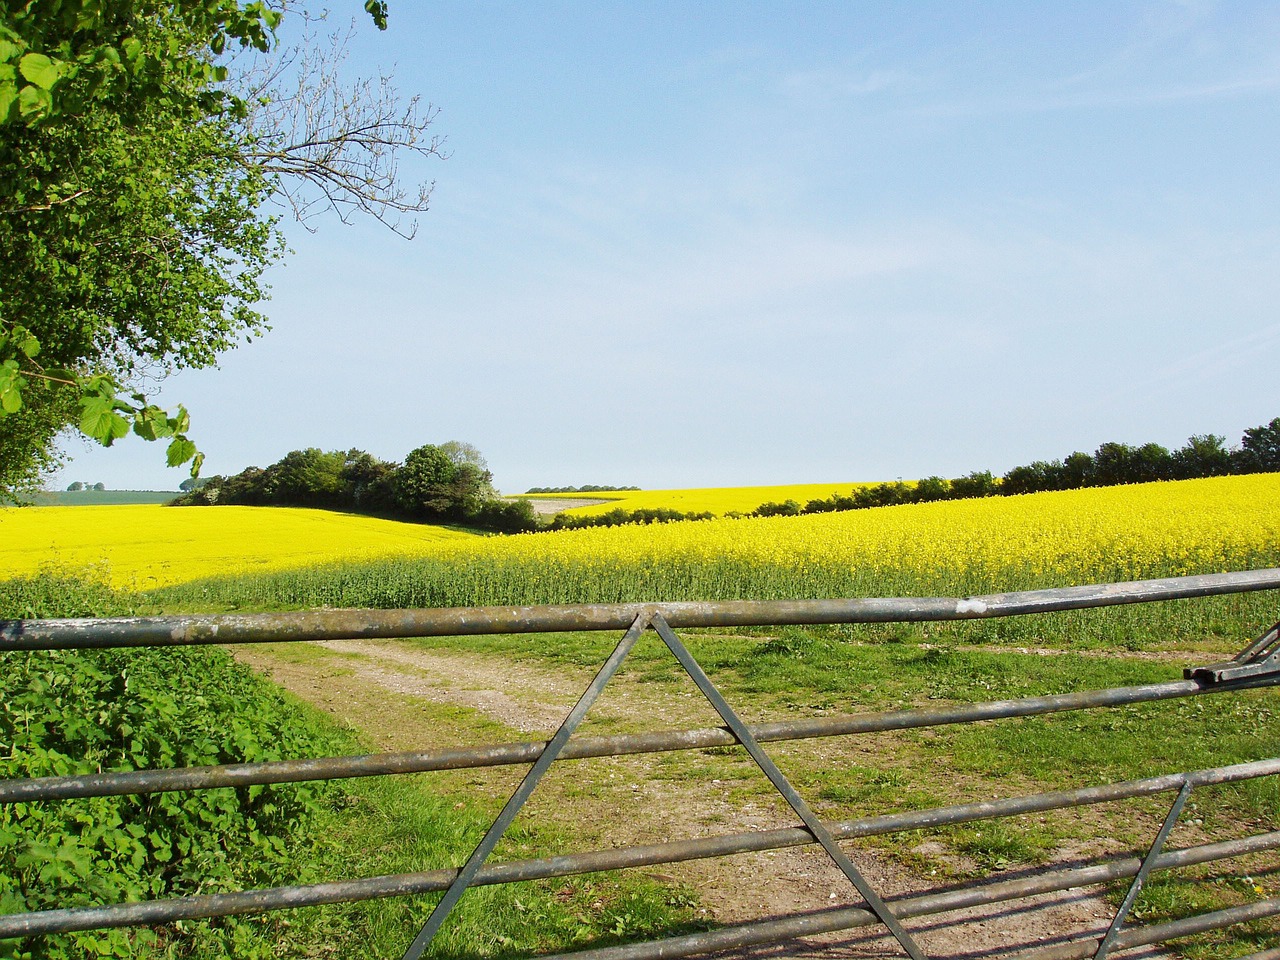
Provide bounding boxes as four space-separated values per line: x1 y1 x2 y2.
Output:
26 489 180 506
0 504 477 589
8 476 1280 608
126 474 1280 626
519 482 873 516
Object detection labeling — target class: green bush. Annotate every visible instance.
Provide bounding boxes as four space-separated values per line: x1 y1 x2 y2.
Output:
0 575 347 959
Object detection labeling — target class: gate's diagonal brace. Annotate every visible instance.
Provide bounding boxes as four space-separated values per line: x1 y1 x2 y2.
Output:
1186 621 1280 683
399 613 651 960
648 614 930 960
1091 780 1193 960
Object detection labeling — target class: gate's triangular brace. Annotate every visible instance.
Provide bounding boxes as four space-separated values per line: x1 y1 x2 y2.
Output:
1187 621 1280 683
1091 780 1193 960
400 614 649 960
401 612 929 960
648 614 929 960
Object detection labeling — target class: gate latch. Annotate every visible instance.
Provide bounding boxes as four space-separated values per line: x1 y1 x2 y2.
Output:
1185 621 1280 684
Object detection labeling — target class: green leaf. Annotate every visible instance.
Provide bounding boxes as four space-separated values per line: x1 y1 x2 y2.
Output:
365 1 390 30
17 83 51 118
79 395 130 446
132 404 176 442
166 437 197 468
0 362 26 414
18 53 60 91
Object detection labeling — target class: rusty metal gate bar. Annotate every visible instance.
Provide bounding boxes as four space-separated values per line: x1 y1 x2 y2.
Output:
1091 780 1191 960
3 758 1277 939
5 569 1280 651
5 673 1276 804
2 569 1279 958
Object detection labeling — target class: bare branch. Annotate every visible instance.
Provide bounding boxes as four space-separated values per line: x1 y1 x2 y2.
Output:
232 16 446 238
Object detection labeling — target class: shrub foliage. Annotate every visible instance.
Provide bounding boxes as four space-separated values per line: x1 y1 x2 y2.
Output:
0 575 346 959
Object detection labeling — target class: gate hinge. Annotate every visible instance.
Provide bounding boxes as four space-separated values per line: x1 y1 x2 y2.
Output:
1185 621 1280 683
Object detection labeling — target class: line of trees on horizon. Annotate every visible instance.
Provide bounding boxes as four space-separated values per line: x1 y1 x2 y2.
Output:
524 484 641 494
172 442 538 533
752 417 1280 518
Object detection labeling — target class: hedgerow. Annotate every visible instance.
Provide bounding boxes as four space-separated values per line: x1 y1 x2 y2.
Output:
0 574 349 959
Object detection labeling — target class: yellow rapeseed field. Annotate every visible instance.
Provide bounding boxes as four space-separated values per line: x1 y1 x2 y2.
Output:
5 475 1277 603
0 504 477 589
520 482 872 517
446 474 1280 602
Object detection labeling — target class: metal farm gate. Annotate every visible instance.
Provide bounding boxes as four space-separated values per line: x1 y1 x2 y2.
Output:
2 570 1279 959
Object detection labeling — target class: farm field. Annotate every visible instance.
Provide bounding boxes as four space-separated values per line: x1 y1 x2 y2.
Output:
0 504 478 590
25 489 181 506
518 481 873 516
137 475 1280 632
3 474 1279 610
3 473 1279 957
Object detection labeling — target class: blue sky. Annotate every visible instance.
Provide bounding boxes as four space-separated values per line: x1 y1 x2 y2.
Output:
56 1 1280 493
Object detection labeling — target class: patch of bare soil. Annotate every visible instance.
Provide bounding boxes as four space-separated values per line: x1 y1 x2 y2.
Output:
234 640 1170 959
515 497 615 517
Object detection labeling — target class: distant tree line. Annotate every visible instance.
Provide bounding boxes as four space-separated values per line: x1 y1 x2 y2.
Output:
172 441 538 533
751 417 1280 518
524 484 641 494
65 482 107 491
547 507 714 531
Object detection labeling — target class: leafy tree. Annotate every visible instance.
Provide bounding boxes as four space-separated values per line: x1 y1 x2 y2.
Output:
1235 417 1280 473
1001 461 1056 496
911 476 950 502
0 3 287 493
340 448 397 512
1060 451 1094 488
753 499 802 517
1133 442 1174 482
393 443 458 518
1091 443 1138 486
1172 434 1231 479
259 447 347 506
949 470 999 498
65 481 83 491
0 2 434 498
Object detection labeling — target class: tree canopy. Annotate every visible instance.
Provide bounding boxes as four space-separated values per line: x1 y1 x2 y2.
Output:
0 1 425 499
177 441 538 533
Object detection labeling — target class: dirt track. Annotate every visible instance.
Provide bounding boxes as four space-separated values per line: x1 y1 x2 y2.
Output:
235 639 1168 959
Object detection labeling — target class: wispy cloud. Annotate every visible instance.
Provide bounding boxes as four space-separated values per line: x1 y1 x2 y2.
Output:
780 67 913 101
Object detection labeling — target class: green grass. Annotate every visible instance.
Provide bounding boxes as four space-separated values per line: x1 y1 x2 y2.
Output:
26 490 180 506
6 567 1278 958
275 753 707 959
0 573 704 959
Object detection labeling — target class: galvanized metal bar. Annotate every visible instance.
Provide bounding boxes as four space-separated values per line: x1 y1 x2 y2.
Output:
4 569 1278 650
8 673 1278 805
1006 897 1280 960
3 821 1275 943
649 613 929 960
1233 620 1280 662
1091 780 1192 960
1187 620 1280 683
526 839 1280 960
399 613 650 960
